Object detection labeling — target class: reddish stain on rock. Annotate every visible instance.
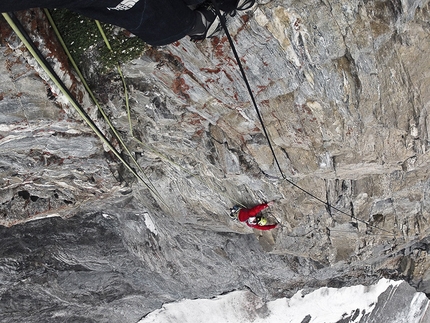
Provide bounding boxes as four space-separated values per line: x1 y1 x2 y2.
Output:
200 67 222 74
241 14 250 23
223 71 234 83
187 113 203 126
212 36 228 58
172 76 190 99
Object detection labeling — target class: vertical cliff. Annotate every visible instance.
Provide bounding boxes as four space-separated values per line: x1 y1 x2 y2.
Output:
1 0 430 322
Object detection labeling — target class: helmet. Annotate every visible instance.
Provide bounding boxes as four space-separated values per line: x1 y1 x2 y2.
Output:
257 217 267 226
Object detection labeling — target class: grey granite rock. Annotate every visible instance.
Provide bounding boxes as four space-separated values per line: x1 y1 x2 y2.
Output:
1 0 430 321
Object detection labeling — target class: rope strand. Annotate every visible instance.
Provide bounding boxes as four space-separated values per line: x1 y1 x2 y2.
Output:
3 12 168 208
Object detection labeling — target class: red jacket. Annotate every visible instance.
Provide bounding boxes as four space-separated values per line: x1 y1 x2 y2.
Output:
237 203 278 231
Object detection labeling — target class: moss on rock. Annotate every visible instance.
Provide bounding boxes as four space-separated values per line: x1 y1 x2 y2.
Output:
49 9 148 79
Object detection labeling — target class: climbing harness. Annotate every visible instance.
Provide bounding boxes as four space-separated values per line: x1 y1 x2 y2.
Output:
209 0 395 237
255 216 267 226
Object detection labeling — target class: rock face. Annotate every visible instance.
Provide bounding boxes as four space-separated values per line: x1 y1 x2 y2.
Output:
1 0 430 322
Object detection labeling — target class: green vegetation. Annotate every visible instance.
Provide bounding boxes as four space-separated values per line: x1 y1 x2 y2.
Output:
49 8 148 74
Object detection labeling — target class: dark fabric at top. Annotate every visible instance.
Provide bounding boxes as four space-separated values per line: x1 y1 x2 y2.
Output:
71 0 200 46
0 0 204 46
0 0 121 11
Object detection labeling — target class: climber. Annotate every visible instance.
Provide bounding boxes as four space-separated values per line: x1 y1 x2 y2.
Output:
230 201 278 231
0 0 255 46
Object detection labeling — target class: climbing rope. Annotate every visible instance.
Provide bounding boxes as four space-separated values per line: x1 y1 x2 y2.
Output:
3 11 168 208
93 19 134 136
43 9 159 196
210 1 395 236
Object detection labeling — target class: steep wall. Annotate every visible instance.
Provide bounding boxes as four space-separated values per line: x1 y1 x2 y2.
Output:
0 0 430 322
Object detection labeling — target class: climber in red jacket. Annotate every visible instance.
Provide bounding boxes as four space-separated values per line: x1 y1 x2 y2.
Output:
230 201 278 231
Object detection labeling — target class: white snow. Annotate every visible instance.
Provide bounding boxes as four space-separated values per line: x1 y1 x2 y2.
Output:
267 278 400 323
138 279 428 323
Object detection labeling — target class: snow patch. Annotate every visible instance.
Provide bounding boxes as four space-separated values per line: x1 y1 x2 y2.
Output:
137 279 426 323
270 278 401 323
